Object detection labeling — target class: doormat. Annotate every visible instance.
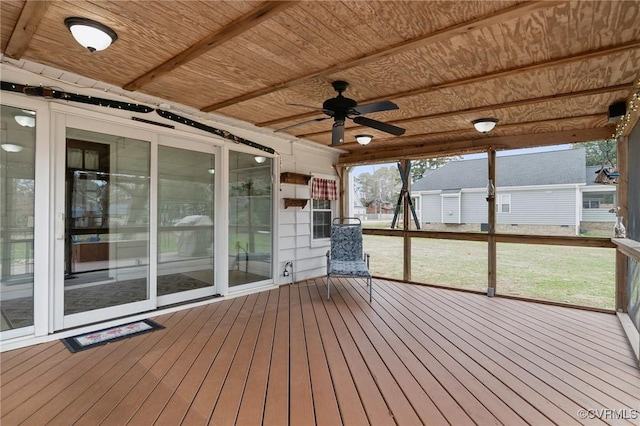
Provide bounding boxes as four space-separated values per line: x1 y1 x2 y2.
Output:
61 319 164 353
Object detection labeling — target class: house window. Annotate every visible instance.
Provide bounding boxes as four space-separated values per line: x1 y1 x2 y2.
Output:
498 194 511 213
583 192 614 209
313 200 332 239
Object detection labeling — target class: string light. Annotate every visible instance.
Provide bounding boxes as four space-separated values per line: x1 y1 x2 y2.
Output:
612 80 640 139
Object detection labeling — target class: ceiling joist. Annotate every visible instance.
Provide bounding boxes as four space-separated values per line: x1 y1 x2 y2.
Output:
258 40 640 128
299 83 634 139
4 0 51 59
123 1 297 91
201 0 562 112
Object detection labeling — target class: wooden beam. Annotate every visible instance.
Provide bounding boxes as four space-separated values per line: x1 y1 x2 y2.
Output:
258 40 640 129
332 114 606 151
4 1 51 59
363 228 614 248
487 149 496 296
202 1 561 112
123 1 297 91
338 127 615 165
300 83 632 139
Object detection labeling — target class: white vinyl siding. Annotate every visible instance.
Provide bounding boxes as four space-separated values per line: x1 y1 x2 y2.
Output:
421 193 441 223
497 188 576 225
441 193 461 224
461 191 487 223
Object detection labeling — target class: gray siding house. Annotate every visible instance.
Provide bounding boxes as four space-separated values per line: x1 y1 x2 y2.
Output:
411 148 616 235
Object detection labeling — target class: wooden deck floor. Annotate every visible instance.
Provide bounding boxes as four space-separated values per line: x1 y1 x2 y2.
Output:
2 278 639 425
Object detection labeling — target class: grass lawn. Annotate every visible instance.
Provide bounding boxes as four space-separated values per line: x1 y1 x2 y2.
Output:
363 235 615 310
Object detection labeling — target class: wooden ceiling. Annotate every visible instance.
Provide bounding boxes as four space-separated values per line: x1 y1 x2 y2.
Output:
2 1 639 164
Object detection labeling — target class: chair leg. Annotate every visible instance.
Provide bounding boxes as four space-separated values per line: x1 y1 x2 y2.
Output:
326 275 331 300
369 277 373 302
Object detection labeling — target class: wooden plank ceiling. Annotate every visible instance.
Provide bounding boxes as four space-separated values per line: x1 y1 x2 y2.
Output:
1 1 639 163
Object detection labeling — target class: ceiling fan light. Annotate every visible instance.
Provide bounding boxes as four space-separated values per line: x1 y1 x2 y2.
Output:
14 115 35 127
355 134 373 145
1 144 24 153
254 156 266 164
64 17 118 52
472 118 498 133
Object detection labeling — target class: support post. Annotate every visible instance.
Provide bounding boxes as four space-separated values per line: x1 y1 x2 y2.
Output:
615 136 628 312
401 160 412 281
487 149 497 297
335 165 346 218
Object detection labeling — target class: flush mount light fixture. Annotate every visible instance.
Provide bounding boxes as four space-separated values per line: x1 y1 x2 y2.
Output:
355 134 373 145
472 118 499 133
14 115 35 127
207 168 215 175
1 144 23 153
64 17 118 52
254 156 266 164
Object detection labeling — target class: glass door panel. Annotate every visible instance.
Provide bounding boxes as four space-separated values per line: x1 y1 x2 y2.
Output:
228 152 272 286
0 105 36 332
157 145 215 302
63 129 150 315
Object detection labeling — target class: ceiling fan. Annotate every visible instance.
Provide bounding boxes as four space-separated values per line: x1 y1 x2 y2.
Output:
276 80 406 146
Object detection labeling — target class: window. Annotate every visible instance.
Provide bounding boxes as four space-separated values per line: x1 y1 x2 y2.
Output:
583 192 614 209
313 199 332 239
498 194 511 213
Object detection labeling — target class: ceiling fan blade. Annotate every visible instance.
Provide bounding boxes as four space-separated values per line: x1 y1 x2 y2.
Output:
332 121 345 146
353 116 406 136
352 100 399 115
274 117 329 132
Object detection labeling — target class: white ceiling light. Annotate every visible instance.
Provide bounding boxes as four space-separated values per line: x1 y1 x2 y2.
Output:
355 134 373 145
254 156 266 164
1 144 24 153
207 168 215 175
472 118 499 133
14 115 35 127
64 17 118 52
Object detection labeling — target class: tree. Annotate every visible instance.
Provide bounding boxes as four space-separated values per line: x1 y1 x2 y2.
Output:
411 157 460 182
574 140 617 167
354 165 402 207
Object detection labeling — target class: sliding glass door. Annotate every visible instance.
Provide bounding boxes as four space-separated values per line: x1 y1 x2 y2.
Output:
228 151 272 286
60 128 153 327
157 144 216 305
0 105 37 335
52 115 270 330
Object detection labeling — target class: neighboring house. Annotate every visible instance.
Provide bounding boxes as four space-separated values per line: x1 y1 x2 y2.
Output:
411 148 617 235
366 200 395 216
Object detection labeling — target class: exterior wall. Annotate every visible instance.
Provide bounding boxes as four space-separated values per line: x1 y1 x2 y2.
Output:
278 145 338 284
461 191 487 223
441 194 460 224
582 208 616 222
420 186 577 226
496 187 577 226
421 193 441 223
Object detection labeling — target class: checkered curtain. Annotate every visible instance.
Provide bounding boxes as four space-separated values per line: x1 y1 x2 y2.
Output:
311 178 337 200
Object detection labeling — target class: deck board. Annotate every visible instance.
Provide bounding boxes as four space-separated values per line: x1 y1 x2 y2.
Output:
2 278 639 426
